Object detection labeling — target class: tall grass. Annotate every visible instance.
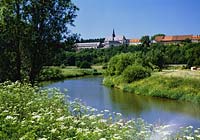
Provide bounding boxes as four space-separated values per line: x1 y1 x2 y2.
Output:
103 75 200 104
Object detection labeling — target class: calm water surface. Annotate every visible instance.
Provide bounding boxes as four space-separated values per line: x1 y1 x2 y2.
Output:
47 77 200 128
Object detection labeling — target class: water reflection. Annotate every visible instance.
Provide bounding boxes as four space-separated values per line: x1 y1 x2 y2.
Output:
47 77 200 127
108 88 200 120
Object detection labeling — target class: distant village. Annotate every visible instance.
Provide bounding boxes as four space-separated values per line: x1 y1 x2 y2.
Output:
75 30 200 50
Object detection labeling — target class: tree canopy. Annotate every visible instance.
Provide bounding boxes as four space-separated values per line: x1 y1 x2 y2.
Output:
0 0 78 85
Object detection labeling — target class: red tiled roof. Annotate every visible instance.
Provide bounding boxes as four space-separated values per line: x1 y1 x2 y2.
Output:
172 35 192 41
130 39 140 43
192 35 200 40
154 36 164 42
162 36 174 41
155 35 192 42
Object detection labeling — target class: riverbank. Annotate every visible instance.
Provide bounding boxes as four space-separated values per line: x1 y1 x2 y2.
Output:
103 70 200 104
1 82 200 139
39 66 104 81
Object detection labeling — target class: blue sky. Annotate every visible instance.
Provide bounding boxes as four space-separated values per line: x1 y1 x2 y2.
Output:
71 0 200 39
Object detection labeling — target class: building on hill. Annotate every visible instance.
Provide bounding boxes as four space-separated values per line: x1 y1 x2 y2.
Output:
154 35 193 44
129 38 141 45
154 34 200 44
103 29 128 48
192 35 200 43
75 42 102 50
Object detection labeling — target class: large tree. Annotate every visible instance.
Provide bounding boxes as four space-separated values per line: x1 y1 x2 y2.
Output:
0 0 78 85
0 0 25 82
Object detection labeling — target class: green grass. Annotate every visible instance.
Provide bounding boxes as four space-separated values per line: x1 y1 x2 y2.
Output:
0 82 200 139
154 70 200 79
103 70 200 104
61 66 103 78
39 66 103 81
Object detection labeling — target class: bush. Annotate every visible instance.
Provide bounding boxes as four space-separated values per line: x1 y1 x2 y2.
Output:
39 67 64 81
106 53 136 76
122 65 151 83
78 61 91 69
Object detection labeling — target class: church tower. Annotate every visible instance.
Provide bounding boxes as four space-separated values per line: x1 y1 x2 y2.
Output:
112 29 115 41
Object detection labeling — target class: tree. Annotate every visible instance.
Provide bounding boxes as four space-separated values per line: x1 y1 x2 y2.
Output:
122 65 151 83
182 38 192 43
140 35 151 48
0 0 79 85
0 0 25 82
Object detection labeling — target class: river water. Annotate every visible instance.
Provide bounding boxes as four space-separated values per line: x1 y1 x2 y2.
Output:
47 76 200 128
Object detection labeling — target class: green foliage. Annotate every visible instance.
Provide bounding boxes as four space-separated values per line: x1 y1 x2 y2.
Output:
0 82 200 139
104 74 200 104
67 43 200 70
39 66 102 81
182 38 192 43
186 44 200 67
106 53 138 76
0 0 79 85
140 35 151 47
39 67 64 81
78 61 91 69
122 65 151 83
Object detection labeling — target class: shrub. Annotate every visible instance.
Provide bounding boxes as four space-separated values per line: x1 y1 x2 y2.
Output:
39 67 64 81
102 64 107 69
106 53 136 76
122 65 151 83
79 61 91 68
60 64 66 68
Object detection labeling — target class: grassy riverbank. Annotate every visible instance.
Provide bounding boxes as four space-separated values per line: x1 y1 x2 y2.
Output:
103 70 200 104
0 82 200 139
39 66 103 81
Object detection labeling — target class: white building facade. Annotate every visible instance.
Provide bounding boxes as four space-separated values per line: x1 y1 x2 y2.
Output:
75 42 101 50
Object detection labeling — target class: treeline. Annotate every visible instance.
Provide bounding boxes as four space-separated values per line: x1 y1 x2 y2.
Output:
53 43 200 69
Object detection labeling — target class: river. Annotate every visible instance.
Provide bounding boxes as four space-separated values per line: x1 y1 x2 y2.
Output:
47 76 200 128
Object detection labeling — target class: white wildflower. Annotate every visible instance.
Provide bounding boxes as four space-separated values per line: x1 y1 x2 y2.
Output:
38 138 47 140
97 114 104 117
187 126 193 129
183 136 194 140
99 138 106 140
5 115 14 120
3 110 9 113
91 122 96 125
56 116 65 121
80 122 86 126
99 119 107 123
60 125 67 130
91 108 97 112
89 115 96 120
32 115 41 119
51 129 57 133
113 134 122 140
116 113 122 116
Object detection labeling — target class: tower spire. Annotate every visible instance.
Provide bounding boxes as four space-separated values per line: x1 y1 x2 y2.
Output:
112 29 115 41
